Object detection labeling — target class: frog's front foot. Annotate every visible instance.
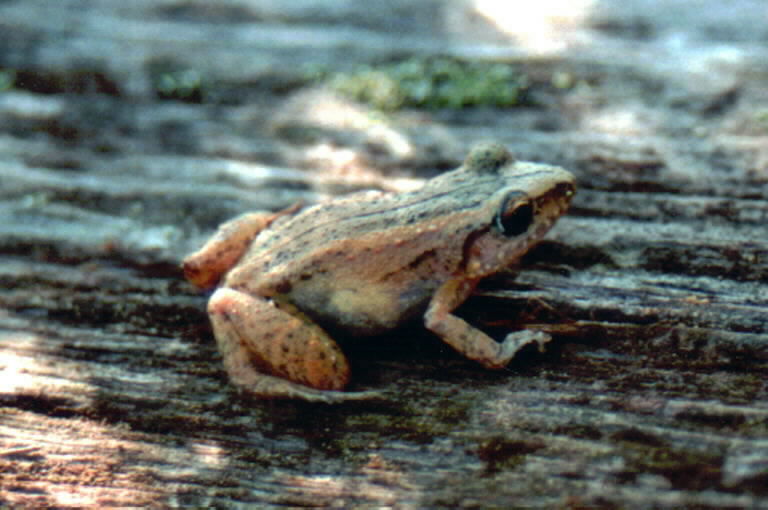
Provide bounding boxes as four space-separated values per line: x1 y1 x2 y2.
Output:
497 330 552 364
425 278 553 369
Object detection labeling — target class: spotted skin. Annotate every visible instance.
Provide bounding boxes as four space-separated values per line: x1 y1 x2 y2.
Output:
182 142 575 401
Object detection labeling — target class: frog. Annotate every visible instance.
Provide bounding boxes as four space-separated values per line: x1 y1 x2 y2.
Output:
182 142 575 403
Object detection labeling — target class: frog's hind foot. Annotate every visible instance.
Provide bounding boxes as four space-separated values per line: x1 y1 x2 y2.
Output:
234 374 383 404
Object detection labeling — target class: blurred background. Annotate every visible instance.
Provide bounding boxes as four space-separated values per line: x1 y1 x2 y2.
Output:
1 1 767 508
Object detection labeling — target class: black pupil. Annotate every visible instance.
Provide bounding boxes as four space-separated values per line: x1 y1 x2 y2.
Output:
498 202 534 237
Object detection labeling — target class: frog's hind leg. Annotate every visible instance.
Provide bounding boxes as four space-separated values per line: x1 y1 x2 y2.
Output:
183 205 301 289
207 287 378 403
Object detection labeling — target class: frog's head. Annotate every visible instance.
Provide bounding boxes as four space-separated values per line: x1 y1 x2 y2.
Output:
462 143 576 278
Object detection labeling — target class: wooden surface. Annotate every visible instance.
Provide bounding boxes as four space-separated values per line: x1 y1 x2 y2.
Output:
1 1 767 508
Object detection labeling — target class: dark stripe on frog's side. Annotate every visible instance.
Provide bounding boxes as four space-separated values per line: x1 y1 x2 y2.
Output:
260 169 553 252
376 248 439 282
233 168 563 284
263 199 485 272
337 169 551 225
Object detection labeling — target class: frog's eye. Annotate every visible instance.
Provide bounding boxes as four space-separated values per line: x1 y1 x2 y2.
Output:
495 196 534 237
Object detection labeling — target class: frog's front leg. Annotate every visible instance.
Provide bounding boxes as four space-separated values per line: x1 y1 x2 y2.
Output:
424 278 551 369
207 288 379 402
183 204 300 289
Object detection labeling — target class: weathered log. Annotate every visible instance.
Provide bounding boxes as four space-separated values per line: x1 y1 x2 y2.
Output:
1 0 766 508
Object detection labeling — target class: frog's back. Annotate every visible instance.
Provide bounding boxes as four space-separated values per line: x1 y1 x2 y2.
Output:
232 176 491 283
223 177 494 334
221 144 574 335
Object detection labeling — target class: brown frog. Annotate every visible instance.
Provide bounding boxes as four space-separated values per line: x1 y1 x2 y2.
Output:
183 143 575 402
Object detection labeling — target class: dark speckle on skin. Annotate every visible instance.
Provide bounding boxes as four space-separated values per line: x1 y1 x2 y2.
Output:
276 280 292 293
183 141 575 399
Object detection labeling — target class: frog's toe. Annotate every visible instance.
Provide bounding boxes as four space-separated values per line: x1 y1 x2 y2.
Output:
296 388 385 404
263 386 384 404
497 329 552 365
332 389 385 401
228 370 382 403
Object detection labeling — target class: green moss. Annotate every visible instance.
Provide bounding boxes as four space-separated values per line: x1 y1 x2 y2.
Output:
620 443 723 490
0 68 16 91
147 61 207 103
157 69 204 101
756 108 768 129
476 436 545 474
325 57 531 111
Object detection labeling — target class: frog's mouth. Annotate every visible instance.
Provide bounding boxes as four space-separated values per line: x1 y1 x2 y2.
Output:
461 177 575 279
536 181 576 225
518 181 575 249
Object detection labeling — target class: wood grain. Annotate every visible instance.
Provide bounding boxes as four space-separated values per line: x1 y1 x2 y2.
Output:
1 0 766 507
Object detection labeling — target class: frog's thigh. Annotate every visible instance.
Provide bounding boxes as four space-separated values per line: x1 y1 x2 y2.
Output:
207 287 352 395
183 212 277 289
424 278 550 369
